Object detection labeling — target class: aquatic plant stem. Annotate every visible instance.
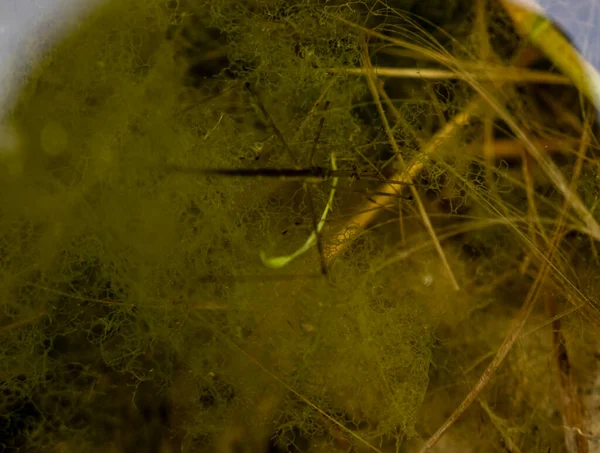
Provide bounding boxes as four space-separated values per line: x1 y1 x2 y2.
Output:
325 12 600 254
329 66 570 84
325 100 479 264
358 37 460 290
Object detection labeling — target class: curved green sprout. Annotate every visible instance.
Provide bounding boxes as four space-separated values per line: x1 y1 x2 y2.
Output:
260 154 338 269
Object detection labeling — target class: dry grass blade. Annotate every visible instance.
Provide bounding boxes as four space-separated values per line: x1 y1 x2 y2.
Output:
330 66 571 84
475 0 500 209
520 149 545 274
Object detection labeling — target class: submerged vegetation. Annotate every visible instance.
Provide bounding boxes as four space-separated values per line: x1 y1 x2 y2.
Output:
0 0 599 451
